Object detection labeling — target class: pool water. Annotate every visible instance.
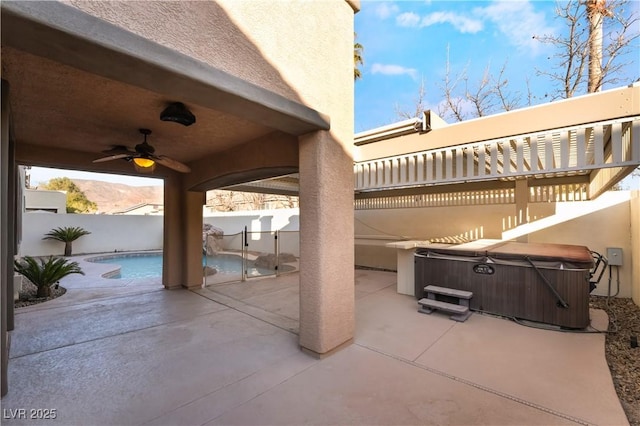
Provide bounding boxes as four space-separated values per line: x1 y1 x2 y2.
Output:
88 253 273 279
89 254 163 279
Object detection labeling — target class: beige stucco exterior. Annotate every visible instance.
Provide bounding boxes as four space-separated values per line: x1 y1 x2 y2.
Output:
1 0 358 395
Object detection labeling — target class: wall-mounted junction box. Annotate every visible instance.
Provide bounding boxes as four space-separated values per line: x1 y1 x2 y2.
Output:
606 247 623 266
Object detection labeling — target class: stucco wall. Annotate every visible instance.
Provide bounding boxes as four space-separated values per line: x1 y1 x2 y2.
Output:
355 193 637 300
20 209 301 258
24 189 66 214
529 197 634 299
64 0 353 118
204 208 299 234
356 203 557 242
355 202 557 270
20 213 163 257
204 208 300 256
19 192 637 301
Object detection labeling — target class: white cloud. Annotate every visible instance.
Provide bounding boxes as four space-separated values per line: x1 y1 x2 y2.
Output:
396 12 421 27
420 11 483 34
394 0 553 53
397 10 482 34
374 2 399 20
371 63 418 79
474 0 556 55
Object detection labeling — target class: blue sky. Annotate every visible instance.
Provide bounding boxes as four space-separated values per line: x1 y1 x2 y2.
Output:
355 0 640 132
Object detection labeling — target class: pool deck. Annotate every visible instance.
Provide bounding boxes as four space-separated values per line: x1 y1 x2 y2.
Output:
2 254 629 425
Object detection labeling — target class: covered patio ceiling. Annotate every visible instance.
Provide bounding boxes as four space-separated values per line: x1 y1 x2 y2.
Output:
1 1 328 186
3 47 275 171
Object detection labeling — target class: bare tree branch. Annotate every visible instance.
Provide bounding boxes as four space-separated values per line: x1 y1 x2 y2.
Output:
465 63 495 117
395 75 428 120
534 0 639 98
438 45 468 122
493 61 522 111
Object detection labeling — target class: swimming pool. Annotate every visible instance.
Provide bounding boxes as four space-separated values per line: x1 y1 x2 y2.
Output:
87 253 274 279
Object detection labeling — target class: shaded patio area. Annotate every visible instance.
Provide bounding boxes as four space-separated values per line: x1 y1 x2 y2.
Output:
2 265 628 425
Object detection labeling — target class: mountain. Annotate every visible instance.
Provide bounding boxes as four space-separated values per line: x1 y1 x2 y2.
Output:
42 179 298 214
72 179 163 214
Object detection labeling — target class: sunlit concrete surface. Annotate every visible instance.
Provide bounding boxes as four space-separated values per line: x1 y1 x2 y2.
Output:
2 266 628 425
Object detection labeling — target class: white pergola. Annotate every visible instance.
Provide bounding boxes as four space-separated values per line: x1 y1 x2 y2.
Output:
355 116 639 198
227 84 640 206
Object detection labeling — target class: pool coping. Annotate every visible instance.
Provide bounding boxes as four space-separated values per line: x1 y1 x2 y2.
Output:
84 250 163 279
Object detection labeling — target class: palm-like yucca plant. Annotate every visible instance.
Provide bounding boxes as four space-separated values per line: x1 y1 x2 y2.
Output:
14 256 84 298
354 32 364 81
43 226 91 256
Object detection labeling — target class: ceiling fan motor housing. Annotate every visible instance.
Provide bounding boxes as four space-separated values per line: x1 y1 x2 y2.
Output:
136 129 155 155
160 102 196 126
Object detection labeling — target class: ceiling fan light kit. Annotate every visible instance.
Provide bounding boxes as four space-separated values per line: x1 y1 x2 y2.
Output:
132 157 156 172
92 128 191 173
160 102 196 126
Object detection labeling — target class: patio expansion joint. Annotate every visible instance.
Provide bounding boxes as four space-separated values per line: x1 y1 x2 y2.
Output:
411 322 457 363
9 308 228 361
143 352 318 426
355 342 595 426
191 289 299 336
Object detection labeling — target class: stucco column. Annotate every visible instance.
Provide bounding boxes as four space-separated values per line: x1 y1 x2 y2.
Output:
163 175 205 290
184 190 205 289
298 130 354 356
163 175 183 289
515 179 529 243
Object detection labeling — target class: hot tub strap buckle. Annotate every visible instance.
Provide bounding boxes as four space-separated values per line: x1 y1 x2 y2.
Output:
525 256 569 309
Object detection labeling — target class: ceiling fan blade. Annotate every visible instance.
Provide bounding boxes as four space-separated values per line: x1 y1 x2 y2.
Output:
154 155 191 173
102 145 136 155
92 153 132 163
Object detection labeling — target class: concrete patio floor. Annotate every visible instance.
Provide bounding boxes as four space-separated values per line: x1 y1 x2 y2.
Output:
1 257 628 425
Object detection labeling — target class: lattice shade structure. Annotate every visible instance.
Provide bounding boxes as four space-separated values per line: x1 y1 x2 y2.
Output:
354 116 640 200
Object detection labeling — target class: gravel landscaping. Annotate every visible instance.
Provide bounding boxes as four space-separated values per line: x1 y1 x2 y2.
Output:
14 279 67 308
590 295 640 426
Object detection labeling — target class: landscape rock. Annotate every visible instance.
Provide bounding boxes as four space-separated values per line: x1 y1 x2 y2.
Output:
254 253 297 269
203 266 217 276
203 224 224 255
590 295 640 425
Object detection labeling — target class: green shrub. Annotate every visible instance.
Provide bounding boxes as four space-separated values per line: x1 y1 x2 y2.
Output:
43 226 91 256
14 256 84 298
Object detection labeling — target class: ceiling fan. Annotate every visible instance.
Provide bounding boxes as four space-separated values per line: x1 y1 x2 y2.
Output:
93 129 191 173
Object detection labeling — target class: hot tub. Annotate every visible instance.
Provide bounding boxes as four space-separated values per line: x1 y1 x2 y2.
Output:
414 241 595 328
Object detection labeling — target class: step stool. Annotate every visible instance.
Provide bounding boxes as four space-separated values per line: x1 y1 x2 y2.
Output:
418 285 473 322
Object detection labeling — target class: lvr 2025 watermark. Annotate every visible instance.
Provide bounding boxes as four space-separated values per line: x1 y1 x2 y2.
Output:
3 408 57 420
